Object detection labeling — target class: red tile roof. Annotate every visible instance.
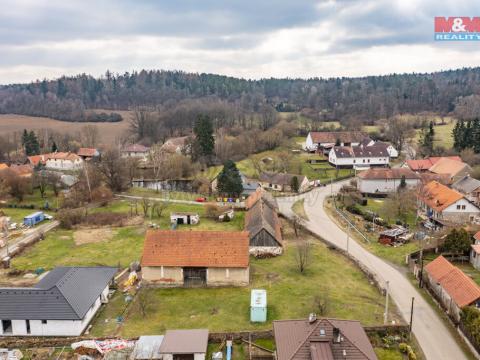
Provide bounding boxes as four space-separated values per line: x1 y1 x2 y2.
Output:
77 148 98 157
406 156 462 171
418 181 464 212
141 230 249 268
428 158 470 177
425 256 480 307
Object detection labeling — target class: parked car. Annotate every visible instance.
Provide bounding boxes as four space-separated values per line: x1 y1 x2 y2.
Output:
196 197 207 202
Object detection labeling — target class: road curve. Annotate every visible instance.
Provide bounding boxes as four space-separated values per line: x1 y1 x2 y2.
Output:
277 183 468 360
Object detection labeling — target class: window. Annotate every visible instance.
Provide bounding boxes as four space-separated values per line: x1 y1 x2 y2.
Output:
2 320 12 334
367 159 370 163
319 328 326 336
457 205 461 210
41 320 47 324
26 320 30 334
353 160 356 163
462 205 466 210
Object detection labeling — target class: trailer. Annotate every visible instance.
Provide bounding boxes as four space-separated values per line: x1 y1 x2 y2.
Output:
23 211 45 227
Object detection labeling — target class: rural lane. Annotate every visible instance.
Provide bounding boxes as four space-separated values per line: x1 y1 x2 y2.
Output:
277 183 469 360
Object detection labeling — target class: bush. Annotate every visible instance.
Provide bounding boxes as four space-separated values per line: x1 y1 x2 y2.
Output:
346 205 362 215
205 204 222 218
399 343 408 353
57 209 84 229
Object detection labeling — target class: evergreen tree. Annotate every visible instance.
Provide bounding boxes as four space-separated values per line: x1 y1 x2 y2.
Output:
399 175 406 189
51 141 58 152
291 176 300 193
193 114 215 161
216 160 243 197
443 228 471 255
420 121 435 155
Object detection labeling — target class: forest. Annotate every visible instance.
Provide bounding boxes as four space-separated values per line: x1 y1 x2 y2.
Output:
1 67 480 125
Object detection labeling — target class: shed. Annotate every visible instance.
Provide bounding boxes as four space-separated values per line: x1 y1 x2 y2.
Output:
378 227 408 245
250 289 267 322
159 329 208 360
23 212 45 227
170 212 199 225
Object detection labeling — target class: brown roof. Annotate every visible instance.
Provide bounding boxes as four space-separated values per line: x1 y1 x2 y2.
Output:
9 164 33 177
418 181 464 212
428 158 470 177
245 198 283 246
159 329 209 354
406 156 462 171
418 172 452 185
273 318 377 360
309 132 367 145
425 256 480 307
357 168 419 180
0 164 8 171
122 144 149 153
77 148 98 157
48 152 81 161
141 230 249 268
259 172 306 186
245 187 278 210
27 154 47 166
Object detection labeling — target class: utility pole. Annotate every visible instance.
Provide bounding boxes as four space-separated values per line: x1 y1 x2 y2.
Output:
409 297 415 335
384 280 390 324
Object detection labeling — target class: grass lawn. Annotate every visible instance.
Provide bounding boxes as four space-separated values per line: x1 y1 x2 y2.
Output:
12 226 145 271
374 348 403 360
91 200 245 231
360 198 417 229
292 199 309 221
414 117 456 149
0 207 55 225
5 188 60 209
91 227 393 337
125 188 214 201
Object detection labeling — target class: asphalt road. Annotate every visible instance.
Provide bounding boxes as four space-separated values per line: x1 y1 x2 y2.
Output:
277 182 469 360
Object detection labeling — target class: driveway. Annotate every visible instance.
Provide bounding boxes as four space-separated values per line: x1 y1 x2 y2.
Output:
277 183 469 360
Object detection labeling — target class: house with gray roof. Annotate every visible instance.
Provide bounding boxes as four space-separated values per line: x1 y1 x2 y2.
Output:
0 266 116 336
452 175 480 205
328 143 390 169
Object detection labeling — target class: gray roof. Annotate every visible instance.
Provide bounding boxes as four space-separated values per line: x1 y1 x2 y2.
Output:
333 144 389 159
0 267 116 320
159 329 209 354
452 175 480 194
245 199 282 246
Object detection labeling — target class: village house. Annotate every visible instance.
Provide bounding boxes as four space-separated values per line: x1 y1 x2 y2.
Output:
121 144 150 160
451 175 480 207
470 231 480 270
245 195 283 256
141 230 250 287
424 256 480 322
259 172 309 192
304 131 368 153
0 266 116 336
245 187 278 210
160 136 190 154
328 144 390 169
357 168 420 195
417 180 480 225
405 156 462 172
273 316 378 360
45 152 83 171
77 147 100 161
159 329 209 360
427 157 472 183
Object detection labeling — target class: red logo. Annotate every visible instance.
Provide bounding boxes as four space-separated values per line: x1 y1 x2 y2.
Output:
435 17 480 33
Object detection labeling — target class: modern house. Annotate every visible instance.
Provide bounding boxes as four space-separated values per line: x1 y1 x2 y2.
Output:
357 168 420 195
245 197 283 256
452 175 480 205
259 172 309 192
141 230 250 287
417 180 480 225
77 148 100 161
470 231 480 270
45 152 83 171
424 256 480 322
121 144 150 160
305 131 368 153
0 266 116 336
273 317 378 360
405 156 462 172
427 157 472 183
159 329 209 360
328 144 390 169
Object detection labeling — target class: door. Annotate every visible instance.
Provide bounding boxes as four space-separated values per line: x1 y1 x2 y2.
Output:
183 267 207 287
177 217 184 225
173 354 194 360
187 215 191 225
2 320 12 334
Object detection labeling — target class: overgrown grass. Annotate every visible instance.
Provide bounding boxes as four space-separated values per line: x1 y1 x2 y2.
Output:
125 188 214 201
92 229 393 337
374 348 403 360
413 116 456 149
5 188 59 209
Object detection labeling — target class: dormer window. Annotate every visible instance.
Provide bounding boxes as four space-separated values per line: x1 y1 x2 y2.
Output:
319 328 326 336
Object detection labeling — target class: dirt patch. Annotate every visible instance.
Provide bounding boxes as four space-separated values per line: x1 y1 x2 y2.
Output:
74 228 115 245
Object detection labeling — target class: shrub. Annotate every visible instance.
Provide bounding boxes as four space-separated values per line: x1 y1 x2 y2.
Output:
205 204 222 218
57 209 84 229
399 343 408 353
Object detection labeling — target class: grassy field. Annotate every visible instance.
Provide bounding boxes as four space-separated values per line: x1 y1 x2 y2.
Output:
4 188 60 209
413 116 456 149
91 200 245 231
0 112 132 146
91 227 393 337
0 207 55 224
125 188 215 201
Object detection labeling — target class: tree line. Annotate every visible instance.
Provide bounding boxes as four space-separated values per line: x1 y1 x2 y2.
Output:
2 67 480 123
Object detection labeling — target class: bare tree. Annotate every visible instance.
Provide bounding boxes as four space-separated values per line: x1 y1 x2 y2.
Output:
152 200 170 219
313 292 330 316
81 125 100 148
149 143 165 187
292 215 304 238
136 288 152 318
140 197 151 217
384 116 415 153
295 239 311 274
96 148 128 192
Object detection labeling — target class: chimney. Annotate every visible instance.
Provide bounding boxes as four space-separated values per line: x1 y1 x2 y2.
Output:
333 327 341 343
308 313 317 323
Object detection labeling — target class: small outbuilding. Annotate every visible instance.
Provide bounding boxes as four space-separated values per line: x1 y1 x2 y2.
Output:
250 289 267 323
378 227 409 245
170 212 199 225
23 212 45 227
159 329 209 360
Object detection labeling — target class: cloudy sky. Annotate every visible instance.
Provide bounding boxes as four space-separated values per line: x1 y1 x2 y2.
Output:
1 0 480 84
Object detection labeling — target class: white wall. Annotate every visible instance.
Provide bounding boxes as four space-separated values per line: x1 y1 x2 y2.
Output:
358 178 419 194
305 133 316 151
0 285 108 337
329 150 389 168
46 158 83 171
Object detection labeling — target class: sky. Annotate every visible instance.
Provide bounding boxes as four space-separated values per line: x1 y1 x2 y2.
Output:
1 0 480 84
